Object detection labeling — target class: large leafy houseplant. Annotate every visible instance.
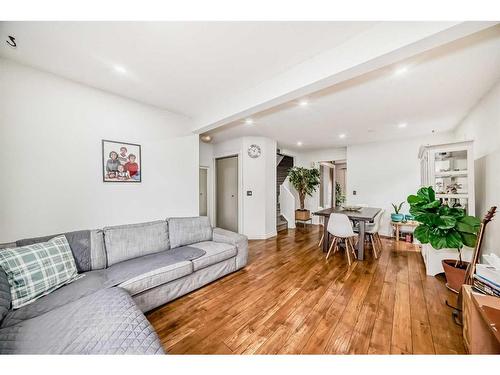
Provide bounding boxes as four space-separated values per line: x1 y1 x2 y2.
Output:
287 167 320 210
407 186 480 265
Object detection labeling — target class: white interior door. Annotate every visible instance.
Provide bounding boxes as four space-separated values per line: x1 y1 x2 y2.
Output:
216 156 238 232
199 168 208 216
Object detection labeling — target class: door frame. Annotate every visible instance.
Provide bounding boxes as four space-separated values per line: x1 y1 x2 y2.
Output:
214 153 242 233
199 166 211 220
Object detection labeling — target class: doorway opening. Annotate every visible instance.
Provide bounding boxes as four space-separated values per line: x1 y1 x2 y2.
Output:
319 160 347 208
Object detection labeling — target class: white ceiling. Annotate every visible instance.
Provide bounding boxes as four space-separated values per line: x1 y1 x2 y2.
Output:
0 21 377 118
206 25 500 150
2 21 498 150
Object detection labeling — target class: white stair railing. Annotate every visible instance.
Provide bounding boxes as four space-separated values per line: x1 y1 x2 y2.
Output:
279 178 296 229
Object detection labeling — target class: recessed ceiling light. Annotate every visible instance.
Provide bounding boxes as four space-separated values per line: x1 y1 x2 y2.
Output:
394 66 408 76
200 135 212 143
398 122 408 128
245 118 254 125
298 99 309 106
339 133 346 139
113 65 127 74
297 141 303 146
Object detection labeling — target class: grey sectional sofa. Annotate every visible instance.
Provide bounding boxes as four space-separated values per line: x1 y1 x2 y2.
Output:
0 217 248 354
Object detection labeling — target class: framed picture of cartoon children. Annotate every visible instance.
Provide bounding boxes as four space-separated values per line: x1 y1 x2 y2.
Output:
102 140 141 183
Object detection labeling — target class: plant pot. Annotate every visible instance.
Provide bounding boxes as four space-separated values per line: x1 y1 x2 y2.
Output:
391 213 404 222
442 259 469 293
405 214 414 221
295 209 311 221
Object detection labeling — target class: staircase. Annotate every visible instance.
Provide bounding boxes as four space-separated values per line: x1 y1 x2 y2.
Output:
276 154 294 232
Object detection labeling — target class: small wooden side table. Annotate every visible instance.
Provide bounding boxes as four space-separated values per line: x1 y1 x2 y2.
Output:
391 220 419 241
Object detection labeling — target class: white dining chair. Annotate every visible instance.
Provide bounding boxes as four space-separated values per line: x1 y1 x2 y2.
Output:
326 213 358 266
318 215 325 248
365 209 384 259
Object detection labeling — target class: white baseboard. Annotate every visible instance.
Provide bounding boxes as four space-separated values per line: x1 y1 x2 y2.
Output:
247 231 277 240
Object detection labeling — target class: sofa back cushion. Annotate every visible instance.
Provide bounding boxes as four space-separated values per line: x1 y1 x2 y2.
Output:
168 217 212 249
0 267 11 322
103 220 170 266
15 230 107 272
0 236 81 309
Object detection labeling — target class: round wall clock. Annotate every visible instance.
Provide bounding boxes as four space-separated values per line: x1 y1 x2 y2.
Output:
247 144 262 159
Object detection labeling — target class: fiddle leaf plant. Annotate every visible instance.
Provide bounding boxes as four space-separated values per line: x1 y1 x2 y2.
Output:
287 167 320 210
407 186 480 265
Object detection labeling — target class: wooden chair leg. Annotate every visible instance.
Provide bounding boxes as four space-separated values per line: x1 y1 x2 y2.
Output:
318 232 324 248
326 237 337 260
344 239 352 266
376 233 383 252
369 234 378 259
349 238 357 260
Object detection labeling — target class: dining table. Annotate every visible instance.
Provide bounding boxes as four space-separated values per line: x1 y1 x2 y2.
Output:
313 206 381 261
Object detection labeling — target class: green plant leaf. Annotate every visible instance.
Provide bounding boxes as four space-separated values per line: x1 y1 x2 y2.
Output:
458 215 481 228
422 200 441 210
448 207 466 219
409 206 426 216
437 215 457 230
445 230 463 249
429 231 448 249
407 195 424 205
417 186 435 203
414 213 439 226
455 221 479 234
414 225 431 243
460 232 477 248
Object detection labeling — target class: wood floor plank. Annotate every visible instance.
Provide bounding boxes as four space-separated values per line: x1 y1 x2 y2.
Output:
147 226 465 354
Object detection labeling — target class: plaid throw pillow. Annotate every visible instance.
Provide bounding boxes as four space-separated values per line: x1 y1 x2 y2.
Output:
0 235 81 309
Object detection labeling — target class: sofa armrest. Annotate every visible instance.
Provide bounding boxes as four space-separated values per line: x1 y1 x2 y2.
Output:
212 228 248 269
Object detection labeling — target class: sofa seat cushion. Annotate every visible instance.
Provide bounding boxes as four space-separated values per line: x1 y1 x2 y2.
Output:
104 246 205 296
103 220 170 266
1 270 108 328
189 241 237 271
0 287 164 354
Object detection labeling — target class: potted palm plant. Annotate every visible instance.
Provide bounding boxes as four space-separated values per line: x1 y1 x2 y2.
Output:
407 186 481 292
288 167 320 221
391 202 405 222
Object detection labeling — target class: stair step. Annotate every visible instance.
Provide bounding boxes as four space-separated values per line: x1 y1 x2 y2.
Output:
277 223 288 232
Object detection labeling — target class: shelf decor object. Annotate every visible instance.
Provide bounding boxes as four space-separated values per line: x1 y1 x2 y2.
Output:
418 141 475 275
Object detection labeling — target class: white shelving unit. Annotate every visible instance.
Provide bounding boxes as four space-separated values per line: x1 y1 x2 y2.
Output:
418 140 475 275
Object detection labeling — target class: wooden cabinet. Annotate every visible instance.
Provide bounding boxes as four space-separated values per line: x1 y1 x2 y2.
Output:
462 285 500 354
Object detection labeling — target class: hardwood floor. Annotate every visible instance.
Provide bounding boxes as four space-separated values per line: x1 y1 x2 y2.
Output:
146 226 465 354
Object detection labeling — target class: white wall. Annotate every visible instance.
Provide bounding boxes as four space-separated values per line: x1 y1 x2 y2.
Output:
454 80 500 257
213 136 276 239
346 133 454 236
0 59 199 242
